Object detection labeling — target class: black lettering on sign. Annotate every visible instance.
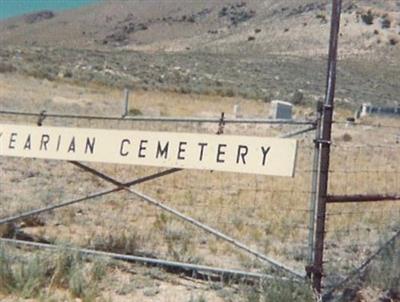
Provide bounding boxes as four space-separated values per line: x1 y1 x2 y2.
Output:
85 137 96 154
261 146 271 166
236 145 248 164
9 133 17 149
56 135 61 152
40 134 50 151
216 144 227 163
68 137 76 153
138 140 148 158
24 135 32 150
156 141 169 159
198 143 207 161
120 139 130 156
177 141 187 160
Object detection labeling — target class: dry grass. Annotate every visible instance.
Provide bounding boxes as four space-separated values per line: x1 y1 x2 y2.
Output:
0 74 399 300
0 245 108 301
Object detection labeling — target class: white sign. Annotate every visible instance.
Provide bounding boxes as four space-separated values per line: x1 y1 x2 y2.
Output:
0 124 298 176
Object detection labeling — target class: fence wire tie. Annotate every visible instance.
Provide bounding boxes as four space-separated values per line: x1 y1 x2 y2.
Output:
0 109 316 125
314 139 331 146
37 110 47 127
216 112 225 135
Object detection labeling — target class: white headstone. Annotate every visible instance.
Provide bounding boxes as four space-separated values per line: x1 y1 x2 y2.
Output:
122 88 130 117
360 103 371 117
270 100 293 120
233 104 242 118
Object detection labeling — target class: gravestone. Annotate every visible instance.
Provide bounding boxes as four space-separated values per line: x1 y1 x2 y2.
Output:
233 104 242 118
359 103 400 118
122 88 130 117
270 100 293 120
360 103 371 117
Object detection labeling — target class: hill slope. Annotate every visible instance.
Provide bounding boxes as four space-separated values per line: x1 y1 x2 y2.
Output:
0 0 399 57
0 0 399 107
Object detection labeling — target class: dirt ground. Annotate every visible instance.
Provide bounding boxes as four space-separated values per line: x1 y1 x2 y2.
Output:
1 73 400 301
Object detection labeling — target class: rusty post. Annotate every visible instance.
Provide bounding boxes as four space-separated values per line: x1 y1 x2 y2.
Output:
312 0 342 293
327 194 400 203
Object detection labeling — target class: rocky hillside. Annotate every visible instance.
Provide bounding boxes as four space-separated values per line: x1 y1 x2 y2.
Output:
0 0 399 107
0 0 399 57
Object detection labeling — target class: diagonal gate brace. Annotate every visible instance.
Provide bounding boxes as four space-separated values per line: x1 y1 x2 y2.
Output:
0 126 312 278
71 161 306 279
0 168 181 226
0 124 310 226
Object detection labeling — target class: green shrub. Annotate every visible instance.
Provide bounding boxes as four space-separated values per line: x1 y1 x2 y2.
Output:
0 246 14 294
11 255 48 298
129 108 143 116
25 65 56 81
188 293 207 302
0 246 106 300
262 279 315 302
342 133 352 142
89 230 142 255
246 279 316 302
361 10 374 25
380 15 391 29
363 238 400 291
291 90 305 105
389 38 398 46
316 13 327 24
0 63 16 73
0 246 48 297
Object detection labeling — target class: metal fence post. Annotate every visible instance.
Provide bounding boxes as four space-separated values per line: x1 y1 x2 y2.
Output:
312 0 342 293
122 88 129 117
306 101 323 276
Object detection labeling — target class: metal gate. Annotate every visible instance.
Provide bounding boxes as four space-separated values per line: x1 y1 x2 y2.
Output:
0 111 317 288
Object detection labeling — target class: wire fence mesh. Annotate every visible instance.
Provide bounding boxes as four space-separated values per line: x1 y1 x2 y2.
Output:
2 109 400 295
0 112 316 279
324 119 400 293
